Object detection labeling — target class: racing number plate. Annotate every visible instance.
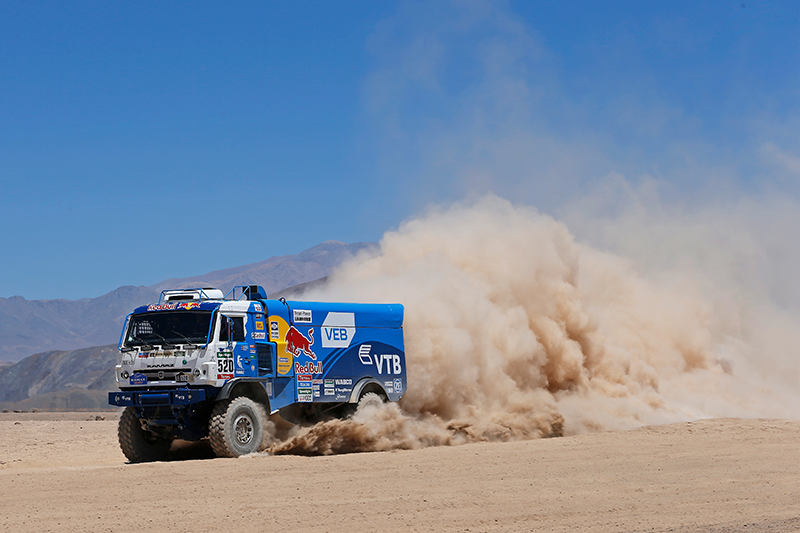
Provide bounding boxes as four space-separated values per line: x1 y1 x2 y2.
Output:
217 351 234 380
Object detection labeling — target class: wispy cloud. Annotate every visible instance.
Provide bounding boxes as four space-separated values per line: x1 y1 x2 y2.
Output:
360 0 799 211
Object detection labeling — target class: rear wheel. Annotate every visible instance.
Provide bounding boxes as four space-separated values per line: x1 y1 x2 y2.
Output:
208 397 268 458
118 406 172 463
357 392 385 411
342 390 387 419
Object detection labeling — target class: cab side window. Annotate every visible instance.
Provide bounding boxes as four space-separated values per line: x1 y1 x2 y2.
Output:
219 316 245 342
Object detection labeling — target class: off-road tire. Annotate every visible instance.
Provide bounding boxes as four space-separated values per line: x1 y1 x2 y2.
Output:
118 406 172 463
343 390 386 419
357 392 385 411
208 397 268 458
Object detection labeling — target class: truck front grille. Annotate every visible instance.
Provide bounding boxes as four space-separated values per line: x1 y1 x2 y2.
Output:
140 368 192 381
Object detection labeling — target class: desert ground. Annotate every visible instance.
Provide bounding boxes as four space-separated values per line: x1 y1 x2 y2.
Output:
0 412 797 533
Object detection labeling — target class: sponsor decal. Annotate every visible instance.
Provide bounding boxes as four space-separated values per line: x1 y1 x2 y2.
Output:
254 303 262 312
146 350 183 358
321 312 355 348
255 314 263 319
335 378 352 385
279 356 289 363
147 303 201 311
255 321 264 331
357 345 403 375
217 373 234 380
285 326 316 359
358 345 372 365
387 387 394 393
324 387 335 396
270 321 280 340
324 379 334 386
384 381 393 388
147 303 178 311
312 379 323 385
294 361 323 374
297 387 313 403
252 332 266 340
314 388 320 398
129 373 147 385
297 374 312 384
293 309 312 323
137 352 149 358
394 378 403 393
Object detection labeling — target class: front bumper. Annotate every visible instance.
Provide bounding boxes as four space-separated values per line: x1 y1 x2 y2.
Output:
108 388 207 407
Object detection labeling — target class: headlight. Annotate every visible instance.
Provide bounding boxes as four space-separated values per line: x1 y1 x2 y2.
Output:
120 370 130 379
193 369 201 377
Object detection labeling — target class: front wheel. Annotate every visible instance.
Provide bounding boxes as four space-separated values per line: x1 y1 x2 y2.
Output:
208 397 268 458
118 406 172 463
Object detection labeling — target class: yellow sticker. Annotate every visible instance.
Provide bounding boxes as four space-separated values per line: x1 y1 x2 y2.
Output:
270 316 292 375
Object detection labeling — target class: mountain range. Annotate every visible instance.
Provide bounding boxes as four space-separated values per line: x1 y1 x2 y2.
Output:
0 241 367 411
0 240 373 364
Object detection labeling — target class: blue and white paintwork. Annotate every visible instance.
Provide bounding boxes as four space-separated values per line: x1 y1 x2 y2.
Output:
108 286 405 434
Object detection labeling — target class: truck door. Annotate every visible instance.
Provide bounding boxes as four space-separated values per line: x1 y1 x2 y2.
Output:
217 313 251 378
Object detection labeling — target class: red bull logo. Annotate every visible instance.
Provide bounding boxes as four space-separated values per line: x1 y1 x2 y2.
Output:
147 303 178 311
285 326 316 360
295 361 323 374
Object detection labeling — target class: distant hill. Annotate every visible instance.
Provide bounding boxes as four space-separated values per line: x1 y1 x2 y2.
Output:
150 240 371 295
0 241 374 363
0 274 337 411
0 345 117 411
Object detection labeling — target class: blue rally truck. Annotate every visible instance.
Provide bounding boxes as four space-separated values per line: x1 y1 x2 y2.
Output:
109 285 406 461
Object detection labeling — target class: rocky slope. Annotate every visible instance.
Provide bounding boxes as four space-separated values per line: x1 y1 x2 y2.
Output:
0 345 117 411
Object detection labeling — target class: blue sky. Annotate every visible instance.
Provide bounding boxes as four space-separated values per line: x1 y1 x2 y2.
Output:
1 0 797 300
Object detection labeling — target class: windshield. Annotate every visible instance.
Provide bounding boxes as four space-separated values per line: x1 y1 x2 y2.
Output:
124 310 213 347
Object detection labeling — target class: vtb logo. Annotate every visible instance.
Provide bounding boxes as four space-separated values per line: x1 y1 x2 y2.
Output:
358 344 402 375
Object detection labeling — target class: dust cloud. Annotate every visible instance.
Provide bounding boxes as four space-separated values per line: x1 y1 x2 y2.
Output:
268 195 799 455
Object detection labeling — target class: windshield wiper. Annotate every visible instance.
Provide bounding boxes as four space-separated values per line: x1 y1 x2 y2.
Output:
170 329 198 346
148 332 174 347
130 335 154 349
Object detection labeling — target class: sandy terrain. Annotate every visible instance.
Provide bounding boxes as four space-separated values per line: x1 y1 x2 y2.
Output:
0 413 797 533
